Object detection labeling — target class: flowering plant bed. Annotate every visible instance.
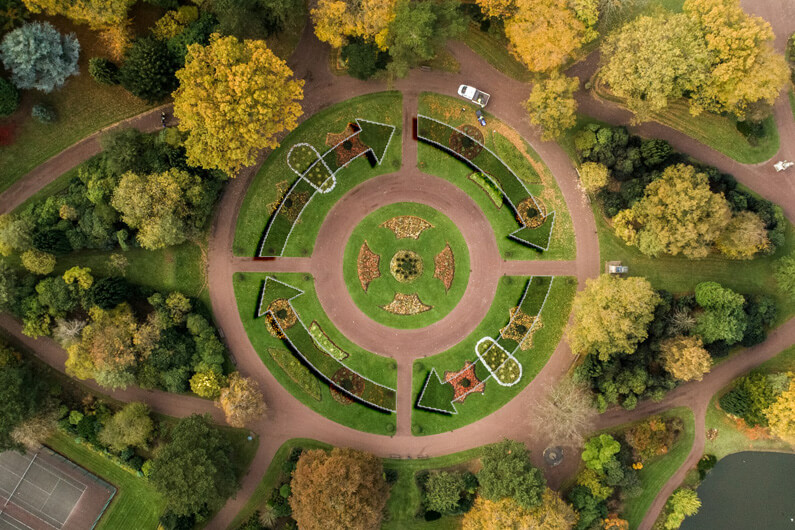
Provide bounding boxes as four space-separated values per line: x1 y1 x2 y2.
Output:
381 292 432 315
449 124 484 160
309 321 349 360
380 215 433 239
269 347 322 401
389 250 423 282
433 243 455 291
469 172 503 208
444 361 485 402
357 241 381 291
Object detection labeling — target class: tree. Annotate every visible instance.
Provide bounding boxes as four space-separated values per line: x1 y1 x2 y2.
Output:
775 252 795 297
613 164 732 258
462 489 578 530
567 275 660 360
504 0 598 73
111 168 210 249
530 378 595 447
578 161 609 193
189 369 226 398
684 0 789 119
0 342 48 450
424 471 467 514
719 372 777 426
0 76 19 116
341 38 388 79
63 266 93 290
21 249 56 275
525 73 578 140
477 439 546 509
694 281 746 345
600 13 710 121
207 0 300 40
10 410 57 450
173 34 304 175
474 0 515 19
98 402 154 451
311 0 397 49
663 488 700 529
88 57 119 85
581 434 620 472
765 380 795 443
218 372 266 427
0 21 79 93
119 37 178 103
660 335 711 382
22 0 134 29
715 211 770 259
150 414 237 516
290 447 389 530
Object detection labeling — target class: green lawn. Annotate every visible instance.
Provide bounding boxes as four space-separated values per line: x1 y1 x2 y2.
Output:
233 272 398 434
617 408 696 529
411 275 577 435
234 92 403 257
342 202 470 329
459 23 532 82
46 430 166 530
417 93 576 261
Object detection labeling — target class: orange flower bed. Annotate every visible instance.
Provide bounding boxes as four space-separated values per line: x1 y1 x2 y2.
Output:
444 361 485 402
433 243 455 291
380 293 432 315
357 241 381 291
380 215 433 239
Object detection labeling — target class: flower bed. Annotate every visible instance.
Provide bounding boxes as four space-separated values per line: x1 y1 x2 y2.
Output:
468 172 503 208
444 361 485 402
357 241 381 291
287 143 319 174
326 123 369 167
500 308 543 351
449 124 484 160
390 250 423 283
516 197 547 228
380 215 433 239
309 321 349 360
266 298 297 337
433 243 455 291
330 367 366 405
269 347 322 401
381 292 432 315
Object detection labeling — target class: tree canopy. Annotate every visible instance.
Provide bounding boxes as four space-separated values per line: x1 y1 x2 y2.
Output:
660 335 711 382
217 372 266 427
22 0 134 29
311 0 397 49
173 34 304 175
581 434 620 472
0 342 48 451
98 402 154 451
477 439 546 509
0 21 79 93
525 74 579 140
765 380 795 443
462 489 578 530
694 281 746 345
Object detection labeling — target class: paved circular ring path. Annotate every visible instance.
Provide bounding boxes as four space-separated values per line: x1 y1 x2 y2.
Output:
311 170 501 357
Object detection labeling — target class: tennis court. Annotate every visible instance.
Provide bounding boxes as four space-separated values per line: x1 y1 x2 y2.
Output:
0 449 115 530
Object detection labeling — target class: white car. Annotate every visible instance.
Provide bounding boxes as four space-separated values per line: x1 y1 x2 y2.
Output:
457 85 490 107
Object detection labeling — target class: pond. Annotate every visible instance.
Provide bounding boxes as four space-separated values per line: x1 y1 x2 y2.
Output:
682 451 795 530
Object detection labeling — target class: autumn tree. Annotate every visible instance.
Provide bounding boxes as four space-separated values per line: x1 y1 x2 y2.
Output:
684 0 789 119
290 447 389 530
474 0 516 18
478 440 546 509
311 0 397 49
765 380 795 443
218 372 266 427
613 164 732 258
22 0 134 29
505 0 598 73
525 73 579 140
21 249 56 275
98 402 154 451
173 34 304 175
600 13 710 121
660 335 711 382
715 211 770 259
578 161 609 193
567 274 660 360
190 369 226 398
462 489 578 530
663 488 701 529
530 377 595 447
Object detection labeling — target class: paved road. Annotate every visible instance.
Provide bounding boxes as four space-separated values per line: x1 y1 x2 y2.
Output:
0 3 793 529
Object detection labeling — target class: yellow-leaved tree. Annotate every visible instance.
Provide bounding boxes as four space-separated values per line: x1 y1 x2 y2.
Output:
474 0 516 18
311 0 397 49
462 489 578 529
23 0 134 28
173 34 304 176
765 379 795 443
524 73 579 140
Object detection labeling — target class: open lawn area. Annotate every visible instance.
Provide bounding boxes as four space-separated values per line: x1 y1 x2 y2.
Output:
417 93 575 261
46 430 166 530
233 272 398 434
411 275 576 435
233 92 403 257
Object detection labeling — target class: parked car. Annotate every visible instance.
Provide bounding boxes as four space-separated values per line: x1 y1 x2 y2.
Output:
457 84 490 107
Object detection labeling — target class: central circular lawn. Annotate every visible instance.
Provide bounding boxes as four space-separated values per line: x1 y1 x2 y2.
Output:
343 202 470 329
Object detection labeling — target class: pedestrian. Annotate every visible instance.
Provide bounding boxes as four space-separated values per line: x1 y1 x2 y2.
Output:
160 111 167 128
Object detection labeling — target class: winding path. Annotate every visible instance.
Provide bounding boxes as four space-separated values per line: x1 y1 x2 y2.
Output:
0 3 793 528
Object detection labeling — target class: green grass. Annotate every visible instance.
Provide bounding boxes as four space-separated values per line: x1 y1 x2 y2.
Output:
411 276 576 435
417 93 576 261
790 91 795 122
46 430 167 530
342 203 470 329
617 408 696 529
234 92 403 257
233 272 397 434
459 23 532 82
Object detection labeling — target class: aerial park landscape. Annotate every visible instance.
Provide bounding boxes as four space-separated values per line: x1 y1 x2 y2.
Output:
0 0 794 529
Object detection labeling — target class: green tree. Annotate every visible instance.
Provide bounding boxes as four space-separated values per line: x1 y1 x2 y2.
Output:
0 76 19 116
581 434 620 472
341 38 388 79
149 414 237 516
21 249 56 275
694 281 746 344
0 21 79 92
290 448 389 530
424 471 467 514
524 73 578 140
477 439 546 509
600 13 709 121
88 57 119 85
98 402 154 451
663 488 701 529
119 36 177 103
0 342 48 450
578 161 609 193
567 274 660 360
613 164 732 258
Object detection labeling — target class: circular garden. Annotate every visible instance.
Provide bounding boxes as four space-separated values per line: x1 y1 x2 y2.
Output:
342 202 470 329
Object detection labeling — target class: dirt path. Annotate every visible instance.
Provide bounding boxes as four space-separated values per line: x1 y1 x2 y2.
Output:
0 5 793 529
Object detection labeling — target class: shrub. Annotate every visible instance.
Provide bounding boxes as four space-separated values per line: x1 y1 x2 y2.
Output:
0 21 79 93
423 471 467 514
0 77 18 116
119 37 177 103
341 38 388 80
697 454 716 479
88 57 119 85
31 102 56 123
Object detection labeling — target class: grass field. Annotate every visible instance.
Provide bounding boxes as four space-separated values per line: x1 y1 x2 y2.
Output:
233 272 398 434
411 275 576 435
233 92 403 257
417 93 576 261
342 202 470 329
459 23 532 82
46 431 166 530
